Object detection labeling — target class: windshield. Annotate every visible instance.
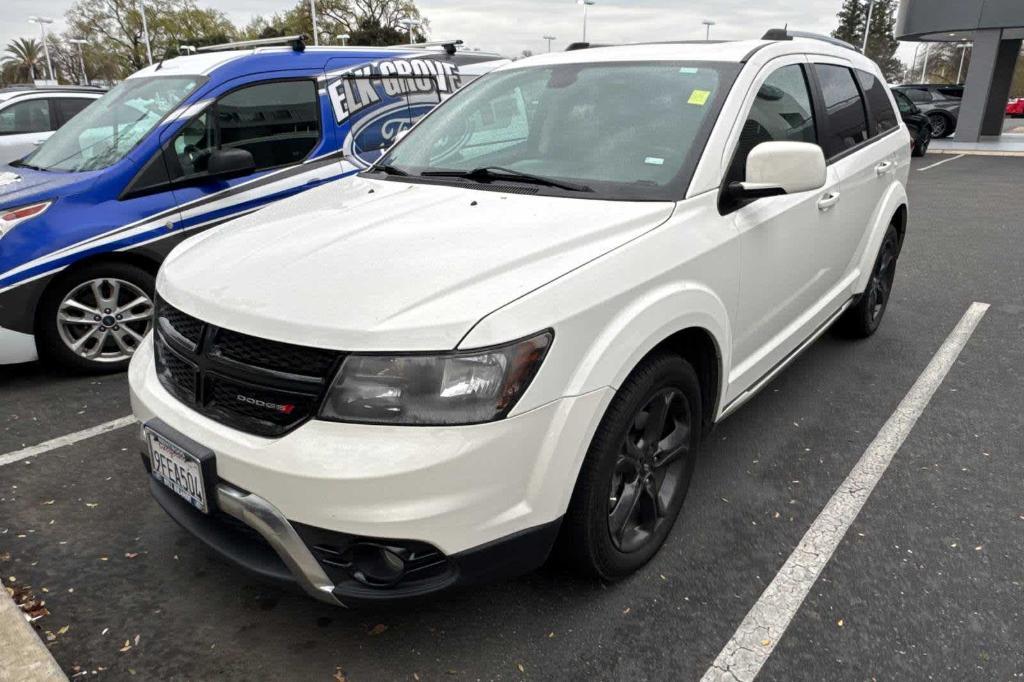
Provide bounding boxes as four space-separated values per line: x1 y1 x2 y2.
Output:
374 61 738 200
21 76 203 172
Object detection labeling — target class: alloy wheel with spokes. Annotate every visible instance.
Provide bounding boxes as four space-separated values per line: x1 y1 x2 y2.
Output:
56 278 154 363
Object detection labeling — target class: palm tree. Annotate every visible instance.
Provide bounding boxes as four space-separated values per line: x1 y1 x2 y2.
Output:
3 38 44 83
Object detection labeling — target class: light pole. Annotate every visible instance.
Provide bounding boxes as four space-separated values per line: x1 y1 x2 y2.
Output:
702 20 716 41
861 0 876 53
920 42 931 82
337 33 350 46
309 0 319 45
28 16 55 82
956 42 970 83
543 35 556 52
399 18 420 43
577 0 595 42
68 38 88 85
137 0 153 64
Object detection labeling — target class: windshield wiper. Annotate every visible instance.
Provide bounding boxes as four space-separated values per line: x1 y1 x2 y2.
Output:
370 163 410 176
421 166 592 193
10 159 45 171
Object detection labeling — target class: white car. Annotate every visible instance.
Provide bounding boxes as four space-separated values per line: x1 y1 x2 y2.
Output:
0 87 103 164
129 30 911 605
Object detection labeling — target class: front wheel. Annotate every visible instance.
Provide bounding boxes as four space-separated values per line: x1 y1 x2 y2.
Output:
837 224 900 339
36 262 156 373
559 352 701 580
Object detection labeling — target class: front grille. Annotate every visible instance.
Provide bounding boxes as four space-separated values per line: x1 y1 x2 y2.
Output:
154 297 343 437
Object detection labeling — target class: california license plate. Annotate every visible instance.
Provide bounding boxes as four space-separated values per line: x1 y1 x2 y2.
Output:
146 428 210 513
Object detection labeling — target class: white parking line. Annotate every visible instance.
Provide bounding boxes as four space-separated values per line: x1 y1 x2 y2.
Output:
917 153 965 171
0 416 135 467
702 302 990 682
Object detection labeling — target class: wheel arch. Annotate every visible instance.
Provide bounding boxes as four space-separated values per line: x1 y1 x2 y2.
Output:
853 183 909 294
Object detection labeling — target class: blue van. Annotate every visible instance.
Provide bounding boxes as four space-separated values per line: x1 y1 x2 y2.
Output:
0 36 506 372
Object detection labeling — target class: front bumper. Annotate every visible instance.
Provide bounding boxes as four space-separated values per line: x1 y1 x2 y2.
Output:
129 336 612 602
0 325 37 365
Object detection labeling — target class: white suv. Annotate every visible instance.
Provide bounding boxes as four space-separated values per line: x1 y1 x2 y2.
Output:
129 31 910 606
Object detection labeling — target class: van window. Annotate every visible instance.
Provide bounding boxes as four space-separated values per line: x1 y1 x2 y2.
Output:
0 99 51 135
813 64 869 158
169 80 320 181
727 64 817 183
855 70 899 136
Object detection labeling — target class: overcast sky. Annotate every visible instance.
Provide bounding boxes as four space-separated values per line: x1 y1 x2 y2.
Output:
2 0 868 61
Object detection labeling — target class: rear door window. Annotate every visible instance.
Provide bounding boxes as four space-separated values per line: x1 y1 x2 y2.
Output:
54 97 94 127
856 69 899 136
813 64 869 158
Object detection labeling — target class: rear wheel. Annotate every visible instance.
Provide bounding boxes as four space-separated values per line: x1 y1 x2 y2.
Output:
912 134 930 157
928 112 952 138
560 352 701 579
837 224 900 339
36 262 155 373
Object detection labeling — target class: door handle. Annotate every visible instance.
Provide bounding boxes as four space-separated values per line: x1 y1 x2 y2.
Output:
817 192 841 211
875 161 894 175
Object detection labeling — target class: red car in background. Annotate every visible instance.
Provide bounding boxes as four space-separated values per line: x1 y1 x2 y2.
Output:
1008 98 1024 117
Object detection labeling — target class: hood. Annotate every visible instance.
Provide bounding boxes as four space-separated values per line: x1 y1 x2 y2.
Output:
159 176 674 351
0 165 95 210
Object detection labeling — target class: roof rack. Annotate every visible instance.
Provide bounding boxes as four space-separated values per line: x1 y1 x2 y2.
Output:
390 39 464 56
196 34 306 54
762 28 860 52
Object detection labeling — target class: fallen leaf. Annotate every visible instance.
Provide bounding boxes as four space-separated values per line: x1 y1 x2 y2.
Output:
42 500 55 505
517 663 525 673
333 667 347 682
58 625 70 635
761 638 771 646
368 624 388 636
837 619 844 627
125 553 139 559
622 607 631 615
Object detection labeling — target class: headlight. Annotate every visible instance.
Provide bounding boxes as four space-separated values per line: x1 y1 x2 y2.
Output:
0 201 51 239
319 331 552 425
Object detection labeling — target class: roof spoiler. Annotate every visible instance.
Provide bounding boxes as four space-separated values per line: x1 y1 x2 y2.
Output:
762 28 860 52
196 34 307 53
390 39 463 56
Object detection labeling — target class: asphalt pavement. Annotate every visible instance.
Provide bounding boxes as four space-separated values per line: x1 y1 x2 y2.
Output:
1 154 1022 680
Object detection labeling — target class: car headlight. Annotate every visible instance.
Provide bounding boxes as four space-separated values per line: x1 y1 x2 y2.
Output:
319 331 552 425
0 201 51 239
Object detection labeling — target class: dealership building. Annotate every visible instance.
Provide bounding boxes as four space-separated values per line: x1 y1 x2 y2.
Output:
897 0 1024 143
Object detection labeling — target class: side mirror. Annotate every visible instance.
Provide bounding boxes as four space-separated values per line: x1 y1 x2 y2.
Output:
206 148 255 179
729 141 826 202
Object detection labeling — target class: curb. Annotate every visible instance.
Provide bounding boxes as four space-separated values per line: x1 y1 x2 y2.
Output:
0 587 67 682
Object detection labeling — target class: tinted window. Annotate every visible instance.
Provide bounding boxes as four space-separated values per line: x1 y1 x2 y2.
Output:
0 99 52 135
728 64 817 183
813 64 869 158
892 89 915 115
856 70 899 136
168 80 319 181
903 88 932 103
937 86 963 99
54 98 93 126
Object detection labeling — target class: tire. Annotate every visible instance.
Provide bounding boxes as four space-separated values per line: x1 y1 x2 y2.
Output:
912 134 929 157
559 351 702 580
36 262 156 374
928 112 953 138
837 224 900 339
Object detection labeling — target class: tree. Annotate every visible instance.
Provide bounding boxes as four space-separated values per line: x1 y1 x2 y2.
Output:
245 0 428 46
831 0 903 82
831 0 865 47
2 38 45 83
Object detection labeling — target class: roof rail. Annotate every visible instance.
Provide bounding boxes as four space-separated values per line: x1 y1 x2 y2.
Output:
196 34 306 54
762 28 860 52
565 42 614 51
390 39 463 56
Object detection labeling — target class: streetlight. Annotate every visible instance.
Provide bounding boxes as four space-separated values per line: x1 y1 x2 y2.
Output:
702 20 716 41
337 33 350 46
68 38 88 85
956 41 971 84
920 42 931 82
28 16 55 82
543 35 556 52
309 0 319 46
577 0 595 42
137 0 153 64
861 0 876 53
399 18 420 43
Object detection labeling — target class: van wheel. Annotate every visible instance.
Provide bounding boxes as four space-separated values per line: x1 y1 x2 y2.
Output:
36 262 155 373
560 352 701 580
837 224 900 339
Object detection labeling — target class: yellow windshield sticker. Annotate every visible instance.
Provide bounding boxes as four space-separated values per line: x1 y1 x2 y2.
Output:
688 89 711 106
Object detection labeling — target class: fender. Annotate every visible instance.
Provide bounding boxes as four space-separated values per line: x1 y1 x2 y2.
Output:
852 180 908 295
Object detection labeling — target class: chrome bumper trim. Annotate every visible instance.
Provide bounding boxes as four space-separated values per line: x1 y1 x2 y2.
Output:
215 484 346 607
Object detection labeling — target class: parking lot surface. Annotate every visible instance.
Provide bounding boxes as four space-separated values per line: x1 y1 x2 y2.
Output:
2 155 1022 680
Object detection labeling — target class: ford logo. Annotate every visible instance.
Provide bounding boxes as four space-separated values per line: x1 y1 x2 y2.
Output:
345 102 436 167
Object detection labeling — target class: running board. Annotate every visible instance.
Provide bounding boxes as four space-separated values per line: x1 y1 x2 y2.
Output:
718 298 854 420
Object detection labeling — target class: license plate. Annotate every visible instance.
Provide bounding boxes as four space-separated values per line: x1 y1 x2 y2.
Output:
146 429 210 513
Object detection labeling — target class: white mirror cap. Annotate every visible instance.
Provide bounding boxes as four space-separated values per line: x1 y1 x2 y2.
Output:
746 141 826 194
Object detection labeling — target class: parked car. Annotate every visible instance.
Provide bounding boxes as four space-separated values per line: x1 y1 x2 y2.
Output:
894 83 962 138
130 29 910 605
0 37 508 371
1007 97 1024 117
0 86 104 164
892 88 931 156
